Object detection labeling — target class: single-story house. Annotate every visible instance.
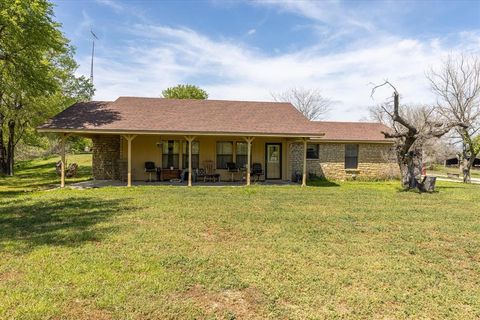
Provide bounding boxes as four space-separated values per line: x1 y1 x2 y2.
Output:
38 97 399 187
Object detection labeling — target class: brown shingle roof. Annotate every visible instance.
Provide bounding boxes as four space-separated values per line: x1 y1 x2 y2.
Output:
38 97 393 142
38 97 322 136
311 121 393 142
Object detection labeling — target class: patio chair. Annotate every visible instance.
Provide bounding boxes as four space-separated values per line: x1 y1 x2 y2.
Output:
55 161 78 178
144 161 156 182
196 168 207 182
204 160 220 182
251 163 263 182
226 162 239 182
66 163 78 178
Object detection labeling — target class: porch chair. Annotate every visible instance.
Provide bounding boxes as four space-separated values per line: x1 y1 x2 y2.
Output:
226 162 239 182
144 161 156 182
55 161 79 178
251 163 263 182
196 168 207 182
204 160 220 182
66 163 78 178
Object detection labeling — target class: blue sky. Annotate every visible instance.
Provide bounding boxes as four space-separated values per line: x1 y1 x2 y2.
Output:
53 0 480 120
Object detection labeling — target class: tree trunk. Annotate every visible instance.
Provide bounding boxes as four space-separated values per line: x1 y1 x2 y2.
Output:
418 176 437 192
459 138 477 183
395 135 422 190
461 154 475 183
0 113 6 174
6 119 15 176
398 150 423 190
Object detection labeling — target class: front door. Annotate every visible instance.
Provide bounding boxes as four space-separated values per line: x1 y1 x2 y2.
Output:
265 143 282 179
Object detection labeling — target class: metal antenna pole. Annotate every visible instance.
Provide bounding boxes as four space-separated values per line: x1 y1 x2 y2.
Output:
90 39 95 83
90 30 99 84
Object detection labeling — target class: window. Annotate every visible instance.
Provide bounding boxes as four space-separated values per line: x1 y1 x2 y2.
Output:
182 141 200 169
345 144 359 169
236 142 248 169
307 144 319 159
216 141 233 169
162 140 180 169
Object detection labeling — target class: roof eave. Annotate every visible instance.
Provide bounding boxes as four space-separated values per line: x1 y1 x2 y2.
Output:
36 127 326 138
314 139 394 144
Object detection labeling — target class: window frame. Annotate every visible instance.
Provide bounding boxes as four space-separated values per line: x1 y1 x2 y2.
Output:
162 140 180 169
345 144 359 169
182 141 200 169
216 141 233 169
235 141 249 169
306 143 320 160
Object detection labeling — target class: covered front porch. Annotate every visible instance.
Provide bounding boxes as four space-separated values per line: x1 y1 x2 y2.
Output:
57 132 314 188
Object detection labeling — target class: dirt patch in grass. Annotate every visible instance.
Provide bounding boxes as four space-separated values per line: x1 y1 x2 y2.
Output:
56 301 112 320
201 225 240 243
0 270 21 282
180 284 266 319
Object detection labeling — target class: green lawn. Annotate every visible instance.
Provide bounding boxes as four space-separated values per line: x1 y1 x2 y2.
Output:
0 154 92 195
0 156 479 319
427 164 480 179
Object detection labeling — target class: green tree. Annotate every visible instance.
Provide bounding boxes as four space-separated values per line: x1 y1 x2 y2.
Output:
0 0 93 175
162 84 208 99
472 135 480 160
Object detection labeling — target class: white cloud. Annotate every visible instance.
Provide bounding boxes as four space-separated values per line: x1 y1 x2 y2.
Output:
82 23 480 121
258 0 375 32
247 28 256 35
95 0 124 12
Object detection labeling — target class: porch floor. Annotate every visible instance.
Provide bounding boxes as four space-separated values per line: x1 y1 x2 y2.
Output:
69 179 297 189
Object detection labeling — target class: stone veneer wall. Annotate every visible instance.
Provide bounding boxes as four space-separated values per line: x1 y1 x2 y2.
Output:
289 142 399 181
92 135 121 180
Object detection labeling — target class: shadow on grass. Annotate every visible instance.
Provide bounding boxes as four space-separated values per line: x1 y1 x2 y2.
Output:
306 179 340 187
0 196 133 252
1 168 92 196
0 174 62 195
14 161 55 171
436 185 469 189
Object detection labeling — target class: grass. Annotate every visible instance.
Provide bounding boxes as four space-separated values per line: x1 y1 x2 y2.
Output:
427 164 480 179
0 156 479 319
0 154 92 195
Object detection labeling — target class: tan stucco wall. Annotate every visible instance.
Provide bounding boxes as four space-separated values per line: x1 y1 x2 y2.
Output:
119 135 289 181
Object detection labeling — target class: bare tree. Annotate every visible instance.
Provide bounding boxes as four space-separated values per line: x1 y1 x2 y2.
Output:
427 54 480 183
371 81 460 191
422 137 459 166
272 87 332 120
371 105 458 166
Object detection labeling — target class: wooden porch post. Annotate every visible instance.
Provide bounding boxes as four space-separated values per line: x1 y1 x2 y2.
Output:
286 141 291 182
244 137 254 186
179 141 183 171
123 135 137 187
185 136 196 186
60 133 68 188
302 138 307 187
